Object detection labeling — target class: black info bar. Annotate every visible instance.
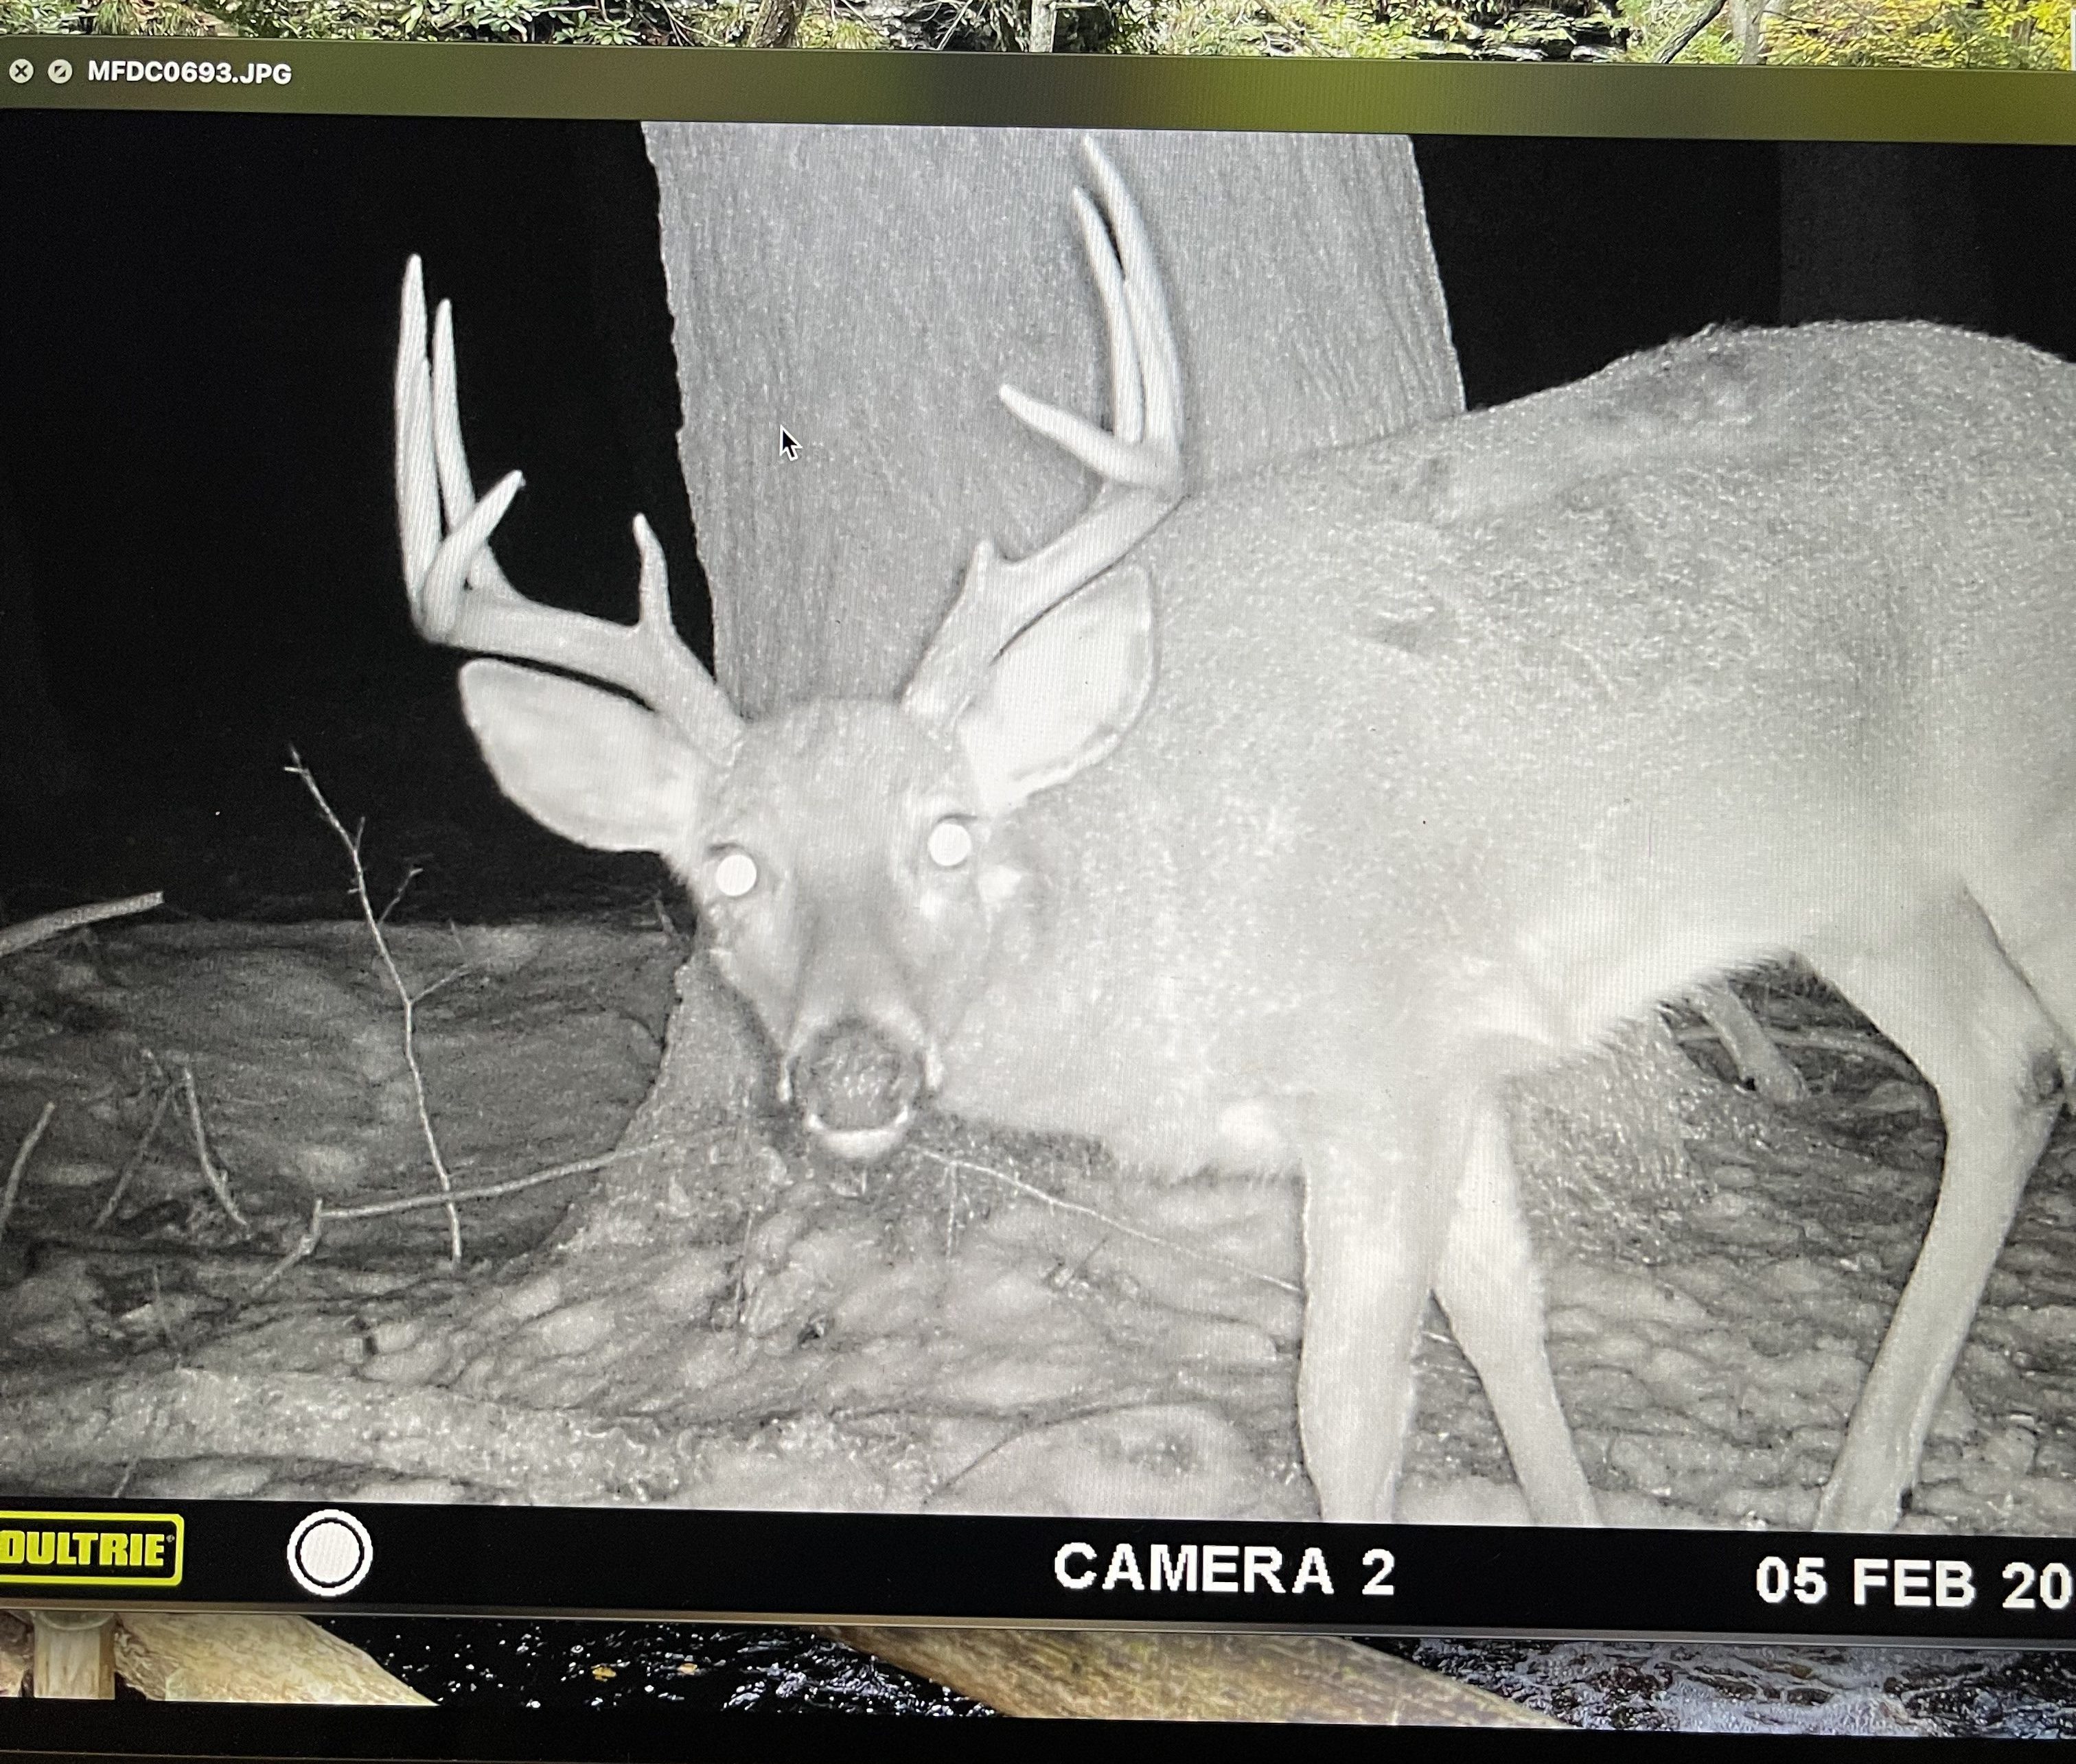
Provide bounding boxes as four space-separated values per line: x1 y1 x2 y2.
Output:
8 1499 2076 1645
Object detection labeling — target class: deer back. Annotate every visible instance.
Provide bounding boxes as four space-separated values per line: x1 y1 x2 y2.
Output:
924 319 2076 1169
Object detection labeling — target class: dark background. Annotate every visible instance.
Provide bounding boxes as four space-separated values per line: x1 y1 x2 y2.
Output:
3 119 2073 926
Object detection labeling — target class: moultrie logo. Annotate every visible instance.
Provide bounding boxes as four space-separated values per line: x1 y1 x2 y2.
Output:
0 1511 183 1588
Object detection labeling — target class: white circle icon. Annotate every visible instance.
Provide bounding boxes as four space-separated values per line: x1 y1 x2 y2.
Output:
46 58 71 82
7 59 32 84
286 1509 373 1598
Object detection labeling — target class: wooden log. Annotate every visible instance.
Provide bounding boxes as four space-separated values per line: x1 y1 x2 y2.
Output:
0 1611 33 1696
111 1614 430 1704
822 1627 1562 1726
30 1610 115 1699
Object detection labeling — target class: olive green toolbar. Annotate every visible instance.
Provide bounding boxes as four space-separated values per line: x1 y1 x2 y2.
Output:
3 38 2074 141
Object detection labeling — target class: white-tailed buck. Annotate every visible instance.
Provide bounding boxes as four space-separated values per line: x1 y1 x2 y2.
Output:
396 137 2075 1533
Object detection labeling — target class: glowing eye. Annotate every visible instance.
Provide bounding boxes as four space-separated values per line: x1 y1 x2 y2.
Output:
713 850 759 898
926 819 973 870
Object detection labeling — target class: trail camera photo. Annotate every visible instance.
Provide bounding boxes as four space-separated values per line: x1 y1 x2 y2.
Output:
5 118 2076 1537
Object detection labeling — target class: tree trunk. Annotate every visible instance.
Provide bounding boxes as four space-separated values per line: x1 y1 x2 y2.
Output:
747 0 807 47
643 126 1463 714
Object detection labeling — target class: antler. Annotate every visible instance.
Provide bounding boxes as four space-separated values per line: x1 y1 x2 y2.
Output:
393 257 739 757
903 135 1188 726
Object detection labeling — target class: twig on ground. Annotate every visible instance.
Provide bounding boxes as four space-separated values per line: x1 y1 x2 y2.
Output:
0 1101 58 1248
251 1200 327 1297
0 891 165 960
239 1139 678 1291
319 1139 667 1225
1764 1026 1926 1085
1674 1021 1924 1087
93 1080 177 1229
910 1146 1302 1297
180 1065 251 1233
287 751 465 1264
930 1395 1173 1499
732 1201 759 1327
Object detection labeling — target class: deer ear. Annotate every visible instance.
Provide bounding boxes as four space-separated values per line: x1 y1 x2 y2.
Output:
459 658 712 853
952 568 1155 815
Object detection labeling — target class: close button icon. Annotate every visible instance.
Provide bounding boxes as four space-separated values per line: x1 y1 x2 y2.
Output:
287 1508 373 1598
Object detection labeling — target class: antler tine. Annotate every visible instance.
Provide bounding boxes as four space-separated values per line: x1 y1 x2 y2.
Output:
395 257 442 599
904 135 1186 726
393 259 739 759
1083 137 1184 452
430 299 525 605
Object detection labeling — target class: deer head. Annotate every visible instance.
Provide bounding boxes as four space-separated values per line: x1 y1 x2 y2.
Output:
394 137 1186 1161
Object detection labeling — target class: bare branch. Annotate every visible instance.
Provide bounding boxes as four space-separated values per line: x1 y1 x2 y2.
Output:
250 1200 327 1298
1655 0 1727 59
93 1080 177 1231
180 1066 251 1234
288 752 464 1264
0 892 165 960
0 1102 57 1249
321 1139 671 1225
910 1146 1299 1297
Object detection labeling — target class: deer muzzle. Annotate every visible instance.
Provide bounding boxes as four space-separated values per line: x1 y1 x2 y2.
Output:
789 1017 927 1162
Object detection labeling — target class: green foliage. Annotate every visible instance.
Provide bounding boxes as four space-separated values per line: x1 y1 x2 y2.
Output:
0 0 2062 69
0 0 886 43
1116 0 1624 56
1765 0 2066 64
1628 0 2065 61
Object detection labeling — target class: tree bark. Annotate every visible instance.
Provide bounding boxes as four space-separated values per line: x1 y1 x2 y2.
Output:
643 126 1463 713
747 0 807 47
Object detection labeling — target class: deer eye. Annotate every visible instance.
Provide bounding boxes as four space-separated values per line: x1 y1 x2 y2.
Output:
925 818 973 870
712 849 759 899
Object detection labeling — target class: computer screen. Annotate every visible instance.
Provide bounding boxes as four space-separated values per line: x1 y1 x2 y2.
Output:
5 20 2076 1729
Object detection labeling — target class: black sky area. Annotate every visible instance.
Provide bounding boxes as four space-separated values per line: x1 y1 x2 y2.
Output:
2 117 2073 925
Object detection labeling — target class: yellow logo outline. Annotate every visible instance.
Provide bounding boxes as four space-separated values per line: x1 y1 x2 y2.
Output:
0 1510 184 1588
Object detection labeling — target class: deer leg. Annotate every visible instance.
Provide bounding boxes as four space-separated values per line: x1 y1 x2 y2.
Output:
1809 893 2066 1533
1298 1109 1457 1523
1434 1098 1600 1527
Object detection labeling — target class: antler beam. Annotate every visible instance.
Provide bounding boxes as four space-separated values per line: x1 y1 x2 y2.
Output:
903 135 1188 725
393 257 738 758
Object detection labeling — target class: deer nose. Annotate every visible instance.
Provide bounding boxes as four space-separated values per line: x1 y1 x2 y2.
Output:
790 1018 925 1158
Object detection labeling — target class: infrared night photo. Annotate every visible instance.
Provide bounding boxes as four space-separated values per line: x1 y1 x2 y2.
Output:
5 115 2076 1543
